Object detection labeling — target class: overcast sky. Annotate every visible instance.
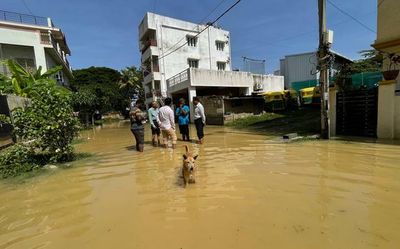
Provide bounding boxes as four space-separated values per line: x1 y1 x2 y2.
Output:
2 0 377 72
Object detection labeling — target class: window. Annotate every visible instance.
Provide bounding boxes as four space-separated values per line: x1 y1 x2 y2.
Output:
15 58 36 72
186 36 197 47
188 59 199 68
216 41 225 51
217 62 226 71
55 71 64 84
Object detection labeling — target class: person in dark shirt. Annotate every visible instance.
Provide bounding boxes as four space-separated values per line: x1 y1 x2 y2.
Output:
130 101 146 152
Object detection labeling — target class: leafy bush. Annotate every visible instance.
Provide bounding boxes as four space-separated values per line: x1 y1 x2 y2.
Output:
0 144 39 178
12 83 80 162
0 61 80 178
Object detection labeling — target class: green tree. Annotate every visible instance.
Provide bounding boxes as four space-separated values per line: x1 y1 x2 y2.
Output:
119 66 144 102
71 67 124 113
334 50 383 91
71 87 97 125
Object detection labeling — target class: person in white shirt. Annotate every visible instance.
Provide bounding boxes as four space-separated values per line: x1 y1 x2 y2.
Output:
158 97 177 149
193 97 206 144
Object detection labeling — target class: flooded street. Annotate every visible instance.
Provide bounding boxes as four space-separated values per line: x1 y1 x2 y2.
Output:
1 121 400 249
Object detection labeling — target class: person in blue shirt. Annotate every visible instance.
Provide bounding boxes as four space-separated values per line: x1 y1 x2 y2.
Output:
176 98 190 141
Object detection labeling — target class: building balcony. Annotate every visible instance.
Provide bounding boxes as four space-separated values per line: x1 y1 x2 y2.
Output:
143 64 160 76
141 39 157 53
40 32 73 75
141 45 159 62
144 71 161 84
167 68 257 94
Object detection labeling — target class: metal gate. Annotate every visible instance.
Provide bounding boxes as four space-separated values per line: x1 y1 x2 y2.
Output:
336 88 378 137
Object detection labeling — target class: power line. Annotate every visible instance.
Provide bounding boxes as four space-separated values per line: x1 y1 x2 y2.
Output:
158 0 242 61
199 0 229 23
233 8 376 54
327 0 375 33
21 0 33 15
160 0 229 56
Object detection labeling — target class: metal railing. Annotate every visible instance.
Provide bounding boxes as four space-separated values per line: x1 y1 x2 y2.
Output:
167 69 189 88
0 10 49 27
38 31 71 72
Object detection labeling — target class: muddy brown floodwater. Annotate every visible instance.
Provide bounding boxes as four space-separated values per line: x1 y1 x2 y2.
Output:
1 121 400 249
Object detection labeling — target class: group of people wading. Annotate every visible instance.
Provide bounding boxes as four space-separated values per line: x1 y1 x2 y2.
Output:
129 97 206 152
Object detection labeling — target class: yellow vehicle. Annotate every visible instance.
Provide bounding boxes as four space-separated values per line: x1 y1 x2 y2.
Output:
299 87 321 105
261 91 286 111
283 89 300 109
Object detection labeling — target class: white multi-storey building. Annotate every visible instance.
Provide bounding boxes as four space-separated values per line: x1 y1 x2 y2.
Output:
139 13 232 101
0 10 73 85
138 12 284 116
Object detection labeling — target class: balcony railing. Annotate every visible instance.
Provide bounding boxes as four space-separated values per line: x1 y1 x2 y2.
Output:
145 90 162 99
142 64 159 77
167 69 189 88
39 32 71 72
141 39 157 53
0 10 49 27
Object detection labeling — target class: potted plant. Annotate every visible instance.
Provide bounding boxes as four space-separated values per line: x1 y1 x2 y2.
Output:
382 53 400 81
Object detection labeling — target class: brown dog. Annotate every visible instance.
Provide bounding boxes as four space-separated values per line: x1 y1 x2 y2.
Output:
182 145 198 187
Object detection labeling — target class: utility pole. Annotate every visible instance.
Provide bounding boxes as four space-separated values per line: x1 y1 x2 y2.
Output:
318 0 331 139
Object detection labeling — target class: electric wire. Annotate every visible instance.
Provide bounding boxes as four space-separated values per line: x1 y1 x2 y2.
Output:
327 0 375 33
21 0 33 15
160 0 229 56
157 0 242 61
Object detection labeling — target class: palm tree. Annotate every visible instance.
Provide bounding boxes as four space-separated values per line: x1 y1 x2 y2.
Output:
119 66 144 101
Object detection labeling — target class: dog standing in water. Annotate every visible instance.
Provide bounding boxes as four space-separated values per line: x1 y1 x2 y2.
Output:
182 145 198 187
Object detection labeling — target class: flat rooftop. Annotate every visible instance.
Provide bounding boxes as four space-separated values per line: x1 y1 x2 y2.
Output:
0 9 50 27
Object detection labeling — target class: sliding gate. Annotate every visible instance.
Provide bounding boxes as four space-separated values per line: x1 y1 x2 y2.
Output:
336 88 378 137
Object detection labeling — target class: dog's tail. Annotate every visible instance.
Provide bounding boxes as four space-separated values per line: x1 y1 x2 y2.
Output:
184 145 189 153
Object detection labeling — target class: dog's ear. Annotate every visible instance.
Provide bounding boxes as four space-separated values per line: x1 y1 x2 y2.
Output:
183 154 188 160
193 155 198 160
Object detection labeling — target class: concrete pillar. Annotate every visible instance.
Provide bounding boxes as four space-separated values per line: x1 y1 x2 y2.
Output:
328 87 337 137
245 87 251 96
188 86 197 122
47 17 53 28
33 46 48 71
377 80 397 139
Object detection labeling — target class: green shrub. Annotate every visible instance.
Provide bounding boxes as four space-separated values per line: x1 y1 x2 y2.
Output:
12 83 80 162
0 144 39 178
0 61 81 178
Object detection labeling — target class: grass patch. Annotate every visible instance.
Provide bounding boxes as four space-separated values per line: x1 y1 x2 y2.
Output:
226 113 284 128
227 108 321 136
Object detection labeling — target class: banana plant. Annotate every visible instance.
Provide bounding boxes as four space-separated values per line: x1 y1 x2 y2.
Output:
0 60 63 97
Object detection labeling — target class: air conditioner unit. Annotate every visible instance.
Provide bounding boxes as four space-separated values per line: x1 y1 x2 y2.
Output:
254 83 263 91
